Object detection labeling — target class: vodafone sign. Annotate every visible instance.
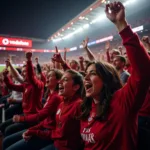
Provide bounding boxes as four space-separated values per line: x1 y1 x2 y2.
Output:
0 37 32 48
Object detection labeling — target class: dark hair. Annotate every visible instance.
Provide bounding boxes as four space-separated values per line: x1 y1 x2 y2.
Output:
49 69 63 91
79 71 86 77
65 69 84 99
80 61 122 121
115 55 126 65
36 63 42 74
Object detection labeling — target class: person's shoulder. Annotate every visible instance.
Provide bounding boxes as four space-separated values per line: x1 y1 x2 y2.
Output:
75 97 83 105
122 70 130 76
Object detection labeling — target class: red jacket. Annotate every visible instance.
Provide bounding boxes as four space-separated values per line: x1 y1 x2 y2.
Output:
52 96 82 150
80 26 150 150
26 92 62 140
139 87 150 117
4 60 44 115
19 92 62 123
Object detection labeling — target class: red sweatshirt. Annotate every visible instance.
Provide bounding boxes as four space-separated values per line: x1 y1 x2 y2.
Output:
19 92 62 123
41 72 46 85
80 26 150 150
4 60 44 115
26 92 62 140
52 96 82 150
139 87 150 117
61 62 71 71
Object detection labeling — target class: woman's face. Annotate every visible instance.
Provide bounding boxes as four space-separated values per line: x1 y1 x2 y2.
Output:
70 60 79 70
46 71 58 89
84 64 103 100
59 72 79 97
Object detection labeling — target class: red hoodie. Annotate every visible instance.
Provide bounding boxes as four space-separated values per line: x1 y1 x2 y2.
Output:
4 60 44 115
139 87 150 117
80 25 150 150
51 96 82 150
26 92 62 140
19 92 62 123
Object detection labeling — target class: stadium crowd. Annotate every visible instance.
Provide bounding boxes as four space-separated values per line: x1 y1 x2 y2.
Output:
0 2 150 150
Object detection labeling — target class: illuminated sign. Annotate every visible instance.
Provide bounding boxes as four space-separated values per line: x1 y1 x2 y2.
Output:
132 25 143 33
0 37 32 48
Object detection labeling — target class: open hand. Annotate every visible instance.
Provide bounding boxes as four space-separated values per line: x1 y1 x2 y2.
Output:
105 1 127 32
82 37 89 49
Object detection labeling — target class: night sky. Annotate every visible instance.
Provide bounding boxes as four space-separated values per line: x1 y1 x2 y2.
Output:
0 0 95 39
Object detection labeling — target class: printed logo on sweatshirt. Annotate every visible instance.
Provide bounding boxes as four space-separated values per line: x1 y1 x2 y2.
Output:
88 112 95 123
88 116 93 122
81 128 96 143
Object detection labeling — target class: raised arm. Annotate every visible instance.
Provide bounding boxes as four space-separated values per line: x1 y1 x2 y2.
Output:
82 37 96 61
105 1 150 111
5 59 24 84
64 48 67 61
52 49 71 71
79 56 85 71
35 57 46 85
25 52 44 88
3 69 24 92
105 1 150 77
105 41 111 63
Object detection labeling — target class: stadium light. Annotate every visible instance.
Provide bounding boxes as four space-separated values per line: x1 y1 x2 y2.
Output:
88 41 96 46
132 25 143 33
83 24 90 29
123 0 136 6
74 28 83 34
51 0 137 43
96 36 113 43
90 14 106 24
79 35 113 48
70 47 77 51
79 45 83 49
52 38 62 42
62 33 73 40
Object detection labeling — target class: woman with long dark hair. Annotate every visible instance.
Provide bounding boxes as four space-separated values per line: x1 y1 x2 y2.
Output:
80 2 150 150
41 69 84 150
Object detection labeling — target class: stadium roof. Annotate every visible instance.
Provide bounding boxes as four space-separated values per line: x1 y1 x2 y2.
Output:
48 0 130 42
